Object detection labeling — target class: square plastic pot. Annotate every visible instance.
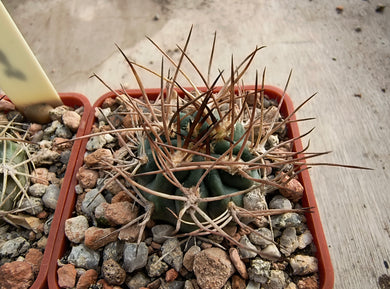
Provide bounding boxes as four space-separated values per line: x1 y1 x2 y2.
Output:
48 86 334 289
0 93 91 289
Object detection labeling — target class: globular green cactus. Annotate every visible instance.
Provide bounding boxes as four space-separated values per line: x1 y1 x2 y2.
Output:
0 140 29 212
135 109 260 232
92 31 321 246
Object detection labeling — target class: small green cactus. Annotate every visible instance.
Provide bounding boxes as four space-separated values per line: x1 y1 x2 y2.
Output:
0 140 29 212
88 31 319 249
91 29 365 249
0 116 32 224
135 110 260 232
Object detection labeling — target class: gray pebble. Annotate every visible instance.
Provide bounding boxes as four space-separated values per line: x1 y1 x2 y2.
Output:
44 214 54 235
161 238 183 271
265 270 289 289
95 107 111 123
279 227 299 256
123 242 148 273
55 125 73 139
0 236 29 258
289 255 318 276
249 227 273 248
267 134 279 148
34 148 61 165
146 253 169 277
298 230 313 249
126 271 150 289
261 244 281 261
243 188 267 211
81 189 106 217
151 224 175 243
248 258 271 284
60 151 71 164
86 135 107 151
246 280 261 289
74 184 84 195
239 235 258 259
31 130 43 143
269 195 292 210
28 183 48 197
19 196 44 215
43 120 61 137
103 241 124 263
160 280 186 289
271 213 303 229
49 105 72 121
42 184 60 209
64 215 89 243
68 243 100 270
184 280 195 289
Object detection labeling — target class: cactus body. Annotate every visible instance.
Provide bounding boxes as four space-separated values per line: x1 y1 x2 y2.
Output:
0 140 28 211
136 110 261 232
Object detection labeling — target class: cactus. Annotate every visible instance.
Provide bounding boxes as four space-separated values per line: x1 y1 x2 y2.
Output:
0 116 31 224
0 140 28 211
88 29 366 252
88 36 321 252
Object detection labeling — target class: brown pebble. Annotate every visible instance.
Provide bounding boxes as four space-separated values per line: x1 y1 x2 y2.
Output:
76 269 98 289
232 275 246 289
102 259 126 286
28 231 36 241
165 268 179 282
200 242 213 250
84 227 119 250
118 224 144 242
147 278 161 289
279 173 304 202
183 246 201 272
62 110 81 131
28 123 43 135
25 248 43 274
111 190 134 203
104 201 139 226
57 263 77 288
76 166 99 189
97 278 115 289
150 241 162 250
229 248 248 279
193 248 235 289
31 168 50 185
0 261 34 289
101 97 117 109
335 6 343 13
84 148 113 166
122 113 137 128
297 274 319 289
223 225 238 237
52 137 73 152
36 210 49 219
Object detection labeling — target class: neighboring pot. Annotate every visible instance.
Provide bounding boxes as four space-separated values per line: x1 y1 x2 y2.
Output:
0 93 91 289
48 86 334 289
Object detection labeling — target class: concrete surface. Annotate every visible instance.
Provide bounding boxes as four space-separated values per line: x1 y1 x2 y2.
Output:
2 0 390 288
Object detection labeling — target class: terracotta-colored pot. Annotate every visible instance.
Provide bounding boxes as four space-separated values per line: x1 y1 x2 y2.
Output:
0 93 91 289
48 86 334 289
